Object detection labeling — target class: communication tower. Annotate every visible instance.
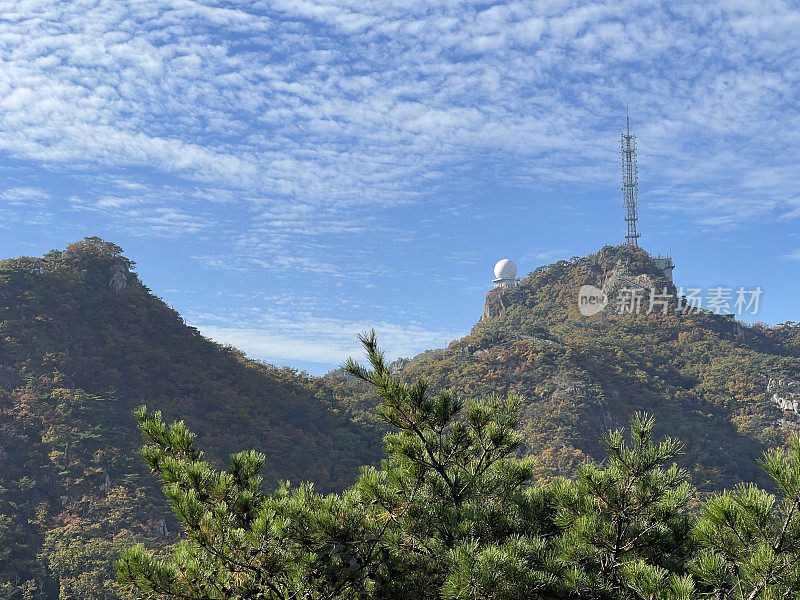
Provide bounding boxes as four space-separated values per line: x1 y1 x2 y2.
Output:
621 113 640 247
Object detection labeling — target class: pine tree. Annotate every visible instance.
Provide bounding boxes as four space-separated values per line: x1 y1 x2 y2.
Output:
117 332 560 599
344 330 558 599
552 413 694 599
116 408 380 599
692 434 800 599
116 332 800 600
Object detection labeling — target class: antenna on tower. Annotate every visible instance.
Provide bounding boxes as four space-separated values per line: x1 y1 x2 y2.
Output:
621 109 640 247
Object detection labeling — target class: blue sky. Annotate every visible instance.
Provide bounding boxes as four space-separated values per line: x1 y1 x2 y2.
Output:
1 0 798 374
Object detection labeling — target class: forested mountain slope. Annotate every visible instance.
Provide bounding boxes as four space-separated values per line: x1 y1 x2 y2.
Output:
3 239 800 599
0 238 383 599
334 245 800 492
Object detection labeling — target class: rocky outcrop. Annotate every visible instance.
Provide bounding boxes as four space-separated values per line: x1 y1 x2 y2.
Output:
601 264 674 315
769 377 800 413
482 289 507 320
108 263 129 293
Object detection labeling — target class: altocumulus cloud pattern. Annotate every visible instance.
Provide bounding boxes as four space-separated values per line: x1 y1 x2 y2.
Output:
1 0 799 368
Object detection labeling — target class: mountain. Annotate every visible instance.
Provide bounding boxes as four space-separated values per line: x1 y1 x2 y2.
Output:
3 239 800 599
0 238 383 599
369 244 800 491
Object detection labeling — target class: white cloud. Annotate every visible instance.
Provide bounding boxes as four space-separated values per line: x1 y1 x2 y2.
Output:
650 191 778 231
1 0 799 336
0 186 50 204
780 249 800 262
0 186 53 227
0 0 797 239
521 249 570 263
198 319 462 366
69 188 216 237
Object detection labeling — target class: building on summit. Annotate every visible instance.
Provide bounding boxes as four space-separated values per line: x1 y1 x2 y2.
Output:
493 259 518 289
652 254 675 282
481 259 518 320
482 114 676 319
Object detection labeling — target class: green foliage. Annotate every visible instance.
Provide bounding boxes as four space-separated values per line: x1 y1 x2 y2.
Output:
117 405 379 599
692 434 800 599
112 335 800 600
0 382 162 600
343 331 557 598
620 561 696 600
117 332 558 599
553 413 693 598
121 334 793 600
43 487 152 600
382 244 800 492
4 240 800 599
0 239 382 599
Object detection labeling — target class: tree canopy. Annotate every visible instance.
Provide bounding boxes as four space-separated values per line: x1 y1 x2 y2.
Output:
117 334 800 600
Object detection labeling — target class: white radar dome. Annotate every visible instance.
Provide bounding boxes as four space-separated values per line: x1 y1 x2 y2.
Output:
494 258 517 279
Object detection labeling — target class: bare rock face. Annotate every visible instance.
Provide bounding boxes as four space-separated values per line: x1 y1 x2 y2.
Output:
769 377 800 414
551 377 591 401
390 357 410 375
482 289 508 320
601 264 670 315
108 263 129 293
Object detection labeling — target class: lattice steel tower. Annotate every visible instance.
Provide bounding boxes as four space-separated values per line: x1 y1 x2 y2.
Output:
621 113 640 247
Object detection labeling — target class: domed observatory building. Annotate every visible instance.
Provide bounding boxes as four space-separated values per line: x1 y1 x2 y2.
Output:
492 258 519 289
483 258 519 320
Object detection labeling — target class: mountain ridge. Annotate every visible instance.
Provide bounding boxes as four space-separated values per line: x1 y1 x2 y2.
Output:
2 239 800 598
364 245 800 491
0 237 383 598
